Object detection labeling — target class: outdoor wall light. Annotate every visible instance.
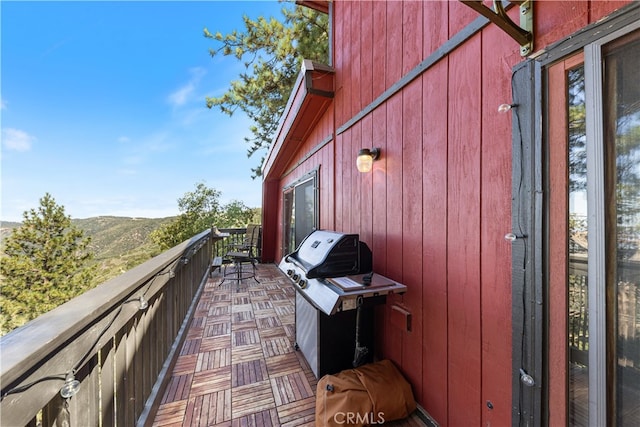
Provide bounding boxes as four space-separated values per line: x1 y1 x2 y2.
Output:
356 148 380 173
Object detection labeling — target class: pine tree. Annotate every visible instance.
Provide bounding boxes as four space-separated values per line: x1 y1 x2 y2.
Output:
204 2 329 177
0 193 95 334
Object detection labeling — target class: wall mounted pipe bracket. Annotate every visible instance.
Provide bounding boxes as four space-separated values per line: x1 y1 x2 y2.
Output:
460 0 533 56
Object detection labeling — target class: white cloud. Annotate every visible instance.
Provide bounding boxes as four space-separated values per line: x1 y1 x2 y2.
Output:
168 84 193 107
117 136 130 143
167 67 206 107
2 128 35 151
0 98 7 110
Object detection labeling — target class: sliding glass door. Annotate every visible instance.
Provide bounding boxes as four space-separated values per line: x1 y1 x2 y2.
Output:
282 170 318 256
547 27 640 427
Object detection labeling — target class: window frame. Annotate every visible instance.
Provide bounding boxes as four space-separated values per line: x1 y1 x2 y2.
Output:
282 168 320 255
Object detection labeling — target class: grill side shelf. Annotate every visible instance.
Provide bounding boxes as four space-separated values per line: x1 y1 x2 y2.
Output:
326 274 407 296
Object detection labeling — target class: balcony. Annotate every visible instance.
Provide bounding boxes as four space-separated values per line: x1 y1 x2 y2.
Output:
0 228 426 426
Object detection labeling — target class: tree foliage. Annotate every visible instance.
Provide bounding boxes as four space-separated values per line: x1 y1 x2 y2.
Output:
568 67 587 192
204 1 329 177
218 199 256 228
151 182 222 249
0 193 95 334
150 182 259 250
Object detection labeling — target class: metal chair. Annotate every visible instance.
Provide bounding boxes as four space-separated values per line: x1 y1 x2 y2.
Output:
220 224 261 286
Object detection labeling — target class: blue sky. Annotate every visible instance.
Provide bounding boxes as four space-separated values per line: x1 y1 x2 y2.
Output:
1 0 285 222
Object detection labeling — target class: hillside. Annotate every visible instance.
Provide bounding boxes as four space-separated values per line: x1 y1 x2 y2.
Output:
73 216 172 259
80 216 176 284
2 216 175 286
0 221 21 242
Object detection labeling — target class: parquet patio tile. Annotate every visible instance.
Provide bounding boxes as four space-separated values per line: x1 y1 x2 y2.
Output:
153 264 315 427
152 263 429 427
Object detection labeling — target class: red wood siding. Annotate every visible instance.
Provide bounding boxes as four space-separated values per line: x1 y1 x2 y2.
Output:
385 2 403 92
372 1 387 97
350 1 361 121
447 34 482 427
263 1 634 425
371 106 387 272
401 78 424 404
421 6 450 422
360 1 374 108
421 59 449 424
402 1 422 74
480 21 520 426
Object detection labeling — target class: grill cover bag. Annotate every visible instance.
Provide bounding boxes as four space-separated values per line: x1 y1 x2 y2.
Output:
315 359 416 427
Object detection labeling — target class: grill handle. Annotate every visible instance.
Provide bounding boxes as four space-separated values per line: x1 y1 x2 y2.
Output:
284 254 312 272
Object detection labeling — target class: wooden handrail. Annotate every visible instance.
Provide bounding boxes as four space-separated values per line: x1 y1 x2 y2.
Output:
0 227 222 427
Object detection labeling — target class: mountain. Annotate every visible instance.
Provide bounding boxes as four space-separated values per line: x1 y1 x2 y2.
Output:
0 221 21 242
73 216 172 258
2 216 175 285
76 216 176 284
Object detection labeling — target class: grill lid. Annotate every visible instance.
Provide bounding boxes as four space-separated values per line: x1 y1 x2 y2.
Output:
285 230 362 279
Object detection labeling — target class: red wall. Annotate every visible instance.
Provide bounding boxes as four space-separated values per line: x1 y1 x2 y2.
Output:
267 1 632 425
330 2 517 424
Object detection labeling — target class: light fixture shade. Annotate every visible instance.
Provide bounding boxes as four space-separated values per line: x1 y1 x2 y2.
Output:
356 148 380 173
357 150 374 173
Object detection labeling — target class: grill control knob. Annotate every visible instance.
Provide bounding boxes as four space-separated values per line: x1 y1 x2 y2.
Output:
286 269 294 277
292 274 300 282
299 279 308 289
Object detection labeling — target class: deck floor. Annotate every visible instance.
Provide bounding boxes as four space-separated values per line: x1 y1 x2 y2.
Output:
152 263 428 427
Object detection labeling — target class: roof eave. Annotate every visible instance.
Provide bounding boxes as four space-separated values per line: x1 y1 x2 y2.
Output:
296 0 330 14
262 59 334 180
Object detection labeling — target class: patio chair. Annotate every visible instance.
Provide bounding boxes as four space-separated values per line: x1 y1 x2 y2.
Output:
220 224 261 286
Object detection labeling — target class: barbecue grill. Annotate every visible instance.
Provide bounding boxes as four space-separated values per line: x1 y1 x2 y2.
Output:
278 230 406 378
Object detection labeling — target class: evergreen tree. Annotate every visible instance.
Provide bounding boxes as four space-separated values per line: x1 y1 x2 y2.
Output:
204 1 329 177
0 193 95 334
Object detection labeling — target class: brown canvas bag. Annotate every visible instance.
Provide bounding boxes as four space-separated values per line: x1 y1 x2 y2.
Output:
315 360 416 426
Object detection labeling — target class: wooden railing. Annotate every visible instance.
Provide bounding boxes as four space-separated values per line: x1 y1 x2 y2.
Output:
0 228 218 427
569 254 640 368
569 254 590 365
213 226 262 261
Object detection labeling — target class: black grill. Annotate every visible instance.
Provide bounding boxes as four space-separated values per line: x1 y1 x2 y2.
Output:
278 230 406 378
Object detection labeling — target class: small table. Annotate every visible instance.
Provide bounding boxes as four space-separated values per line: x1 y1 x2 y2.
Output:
220 250 259 286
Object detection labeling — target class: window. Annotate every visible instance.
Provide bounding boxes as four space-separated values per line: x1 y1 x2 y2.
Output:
282 169 319 255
